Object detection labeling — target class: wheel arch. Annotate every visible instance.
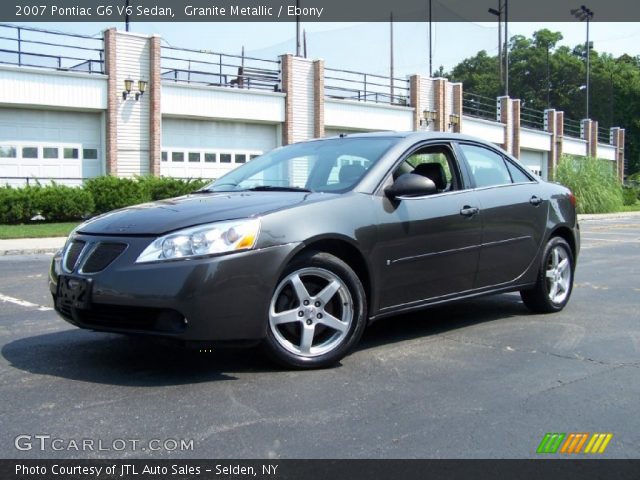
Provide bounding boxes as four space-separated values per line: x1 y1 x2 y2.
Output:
548 226 577 259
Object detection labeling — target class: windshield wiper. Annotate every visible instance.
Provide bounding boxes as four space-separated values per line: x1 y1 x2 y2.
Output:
246 186 312 193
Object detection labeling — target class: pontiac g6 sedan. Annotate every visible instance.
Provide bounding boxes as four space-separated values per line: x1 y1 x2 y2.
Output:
50 132 579 369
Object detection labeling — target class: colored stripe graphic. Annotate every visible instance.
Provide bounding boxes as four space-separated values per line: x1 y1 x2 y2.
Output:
560 433 589 454
584 433 613 454
537 433 566 454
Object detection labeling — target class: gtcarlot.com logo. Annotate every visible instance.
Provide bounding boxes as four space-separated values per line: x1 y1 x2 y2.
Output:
14 434 194 452
537 432 613 454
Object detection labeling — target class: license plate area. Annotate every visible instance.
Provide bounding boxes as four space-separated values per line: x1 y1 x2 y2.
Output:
57 275 93 310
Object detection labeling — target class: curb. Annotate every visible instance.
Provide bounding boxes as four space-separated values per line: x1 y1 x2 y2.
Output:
1 248 59 256
578 211 640 221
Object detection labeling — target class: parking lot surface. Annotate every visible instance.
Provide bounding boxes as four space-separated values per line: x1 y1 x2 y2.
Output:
1 216 638 459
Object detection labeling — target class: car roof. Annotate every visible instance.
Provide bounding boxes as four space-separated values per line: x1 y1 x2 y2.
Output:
320 131 493 144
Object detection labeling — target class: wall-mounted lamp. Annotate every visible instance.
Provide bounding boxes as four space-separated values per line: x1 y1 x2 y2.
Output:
421 109 437 128
122 79 148 101
449 113 460 130
135 80 148 100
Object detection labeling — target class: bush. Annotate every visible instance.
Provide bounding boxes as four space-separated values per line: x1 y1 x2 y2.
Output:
137 176 208 201
84 176 147 214
554 155 623 214
0 176 209 224
622 186 639 206
34 183 94 221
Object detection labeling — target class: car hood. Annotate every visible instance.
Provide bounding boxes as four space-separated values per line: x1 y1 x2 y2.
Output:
78 191 323 235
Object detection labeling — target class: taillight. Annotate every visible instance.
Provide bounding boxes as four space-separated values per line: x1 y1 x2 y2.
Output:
568 191 577 208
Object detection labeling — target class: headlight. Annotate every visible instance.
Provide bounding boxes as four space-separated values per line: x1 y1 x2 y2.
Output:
136 218 260 263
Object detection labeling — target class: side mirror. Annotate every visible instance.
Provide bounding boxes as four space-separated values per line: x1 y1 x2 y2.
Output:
384 173 437 200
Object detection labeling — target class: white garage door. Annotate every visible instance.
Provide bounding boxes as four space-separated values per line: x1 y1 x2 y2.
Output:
0 108 102 186
161 118 279 179
324 128 373 138
519 149 548 180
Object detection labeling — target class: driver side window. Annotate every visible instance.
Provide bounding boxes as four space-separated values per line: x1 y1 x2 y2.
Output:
393 145 459 193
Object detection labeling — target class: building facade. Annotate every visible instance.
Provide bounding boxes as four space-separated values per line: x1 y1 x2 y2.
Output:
0 25 626 186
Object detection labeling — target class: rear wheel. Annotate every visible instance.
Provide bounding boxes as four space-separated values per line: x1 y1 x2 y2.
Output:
520 236 574 313
263 251 367 369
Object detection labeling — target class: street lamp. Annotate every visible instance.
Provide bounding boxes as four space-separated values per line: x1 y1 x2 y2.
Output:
571 5 594 119
488 2 503 93
488 0 508 96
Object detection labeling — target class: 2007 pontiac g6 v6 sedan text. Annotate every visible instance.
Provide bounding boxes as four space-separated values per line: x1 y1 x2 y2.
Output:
50 132 579 369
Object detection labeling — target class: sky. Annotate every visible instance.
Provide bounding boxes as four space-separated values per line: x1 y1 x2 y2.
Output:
13 20 640 78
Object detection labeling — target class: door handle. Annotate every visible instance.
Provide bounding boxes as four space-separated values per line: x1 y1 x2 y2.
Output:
529 195 543 206
460 206 479 217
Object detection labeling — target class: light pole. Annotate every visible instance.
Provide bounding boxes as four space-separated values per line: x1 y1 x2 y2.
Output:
428 0 433 77
488 0 508 96
488 2 503 92
571 5 594 119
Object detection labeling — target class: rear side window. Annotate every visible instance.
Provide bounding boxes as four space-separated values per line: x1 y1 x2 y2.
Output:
459 144 512 188
506 160 534 183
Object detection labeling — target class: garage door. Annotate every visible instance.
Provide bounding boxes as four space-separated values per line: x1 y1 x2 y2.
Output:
161 118 279 179
324 128 373 138
0 108 102 186
519 149 548 180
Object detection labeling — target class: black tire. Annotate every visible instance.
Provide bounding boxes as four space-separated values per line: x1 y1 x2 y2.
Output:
520 236 575 313
262 251 367 369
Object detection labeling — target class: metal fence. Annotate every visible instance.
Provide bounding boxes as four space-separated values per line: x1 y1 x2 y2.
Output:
0 176 88 187
324 68 410 106
462 92 496 121
0 24 104 73
520 105 545 130
161 45 281 91
598 126 611 144
564 118 582 138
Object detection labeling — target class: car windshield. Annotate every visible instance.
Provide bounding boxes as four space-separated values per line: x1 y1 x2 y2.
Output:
202 137 397 193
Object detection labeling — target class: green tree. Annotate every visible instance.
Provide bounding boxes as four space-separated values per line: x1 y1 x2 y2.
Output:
446 30 640 175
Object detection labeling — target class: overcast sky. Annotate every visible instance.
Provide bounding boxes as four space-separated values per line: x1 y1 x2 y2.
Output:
20 21 640 78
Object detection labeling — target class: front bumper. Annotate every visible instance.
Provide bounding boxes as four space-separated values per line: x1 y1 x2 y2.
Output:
50 234 300 341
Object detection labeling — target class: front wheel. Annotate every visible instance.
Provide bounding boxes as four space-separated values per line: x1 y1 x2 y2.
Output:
263 251 367 369
520 236 575 313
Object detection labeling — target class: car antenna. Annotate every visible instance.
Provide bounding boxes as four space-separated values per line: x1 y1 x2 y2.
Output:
339 133 347 138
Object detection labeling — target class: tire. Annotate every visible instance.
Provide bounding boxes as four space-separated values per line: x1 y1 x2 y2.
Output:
520 236 575 313
263 251 367 369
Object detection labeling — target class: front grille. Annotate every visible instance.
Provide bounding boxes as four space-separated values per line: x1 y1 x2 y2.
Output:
82 243 127 273
64 240 86 272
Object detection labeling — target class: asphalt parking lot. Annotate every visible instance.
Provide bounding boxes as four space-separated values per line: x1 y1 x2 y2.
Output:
0 216 638 459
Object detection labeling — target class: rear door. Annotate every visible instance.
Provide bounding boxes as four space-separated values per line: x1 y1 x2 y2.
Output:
372 142 482 310
456 142 548 288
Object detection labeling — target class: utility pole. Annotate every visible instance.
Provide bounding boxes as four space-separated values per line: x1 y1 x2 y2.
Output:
125 0 130 32
571 5 594 119
295 0 301 56
428 0 433 77
504 0 509 96
390 12 395 103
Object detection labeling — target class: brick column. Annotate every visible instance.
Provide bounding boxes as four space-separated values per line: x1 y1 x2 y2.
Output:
545 109 557 180
409 75 421 130
611 127 625 182
313 59 325 139
452 83 463 133
433 78 447 132
149 35 162 177
498 96 511 154
589 120 598 158
555 111 565 163
280 54 294 145
104 28 118 175
581 119 593 157
511 99 521 159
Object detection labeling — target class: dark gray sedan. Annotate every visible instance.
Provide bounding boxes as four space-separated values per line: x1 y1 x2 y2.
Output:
50 132 579 369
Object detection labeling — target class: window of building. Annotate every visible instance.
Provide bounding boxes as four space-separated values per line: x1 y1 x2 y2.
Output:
250 154 260 161
43 147 59 159
64 148 79 159
83 148 98 160
161 151 168 162
189 152 201 163
22 147 38 159
172 152 184 162
220 153 232 163
0 146 17 158
235 154 247 164
204 153 216 163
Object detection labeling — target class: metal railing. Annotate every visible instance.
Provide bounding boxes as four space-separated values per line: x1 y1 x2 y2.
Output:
462 92 496 121
0 176 89 186
520 104 545 130
324 68 409 106
598 126 611 144
0 24 104 73
564 118 582 138
161 45 281 91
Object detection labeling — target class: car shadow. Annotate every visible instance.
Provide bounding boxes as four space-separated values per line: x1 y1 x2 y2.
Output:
358 293 528 352
2 294 528 385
